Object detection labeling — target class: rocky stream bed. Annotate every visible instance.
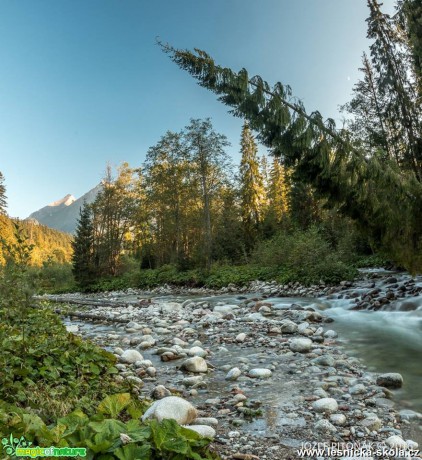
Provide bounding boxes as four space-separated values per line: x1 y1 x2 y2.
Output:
42 270 422 459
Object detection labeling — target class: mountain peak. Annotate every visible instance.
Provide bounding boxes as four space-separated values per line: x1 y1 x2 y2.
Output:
28 185 101 234
48 194 76 207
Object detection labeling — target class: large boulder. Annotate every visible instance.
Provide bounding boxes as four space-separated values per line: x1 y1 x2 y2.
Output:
142 396 197 425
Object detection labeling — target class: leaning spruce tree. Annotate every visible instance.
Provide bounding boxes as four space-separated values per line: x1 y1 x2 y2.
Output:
72 201 95 288
158 0 422 272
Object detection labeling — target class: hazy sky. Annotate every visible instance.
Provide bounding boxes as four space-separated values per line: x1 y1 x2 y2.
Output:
0 0 395 218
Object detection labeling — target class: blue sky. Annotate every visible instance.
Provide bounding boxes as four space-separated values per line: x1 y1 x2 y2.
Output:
0 0 395 219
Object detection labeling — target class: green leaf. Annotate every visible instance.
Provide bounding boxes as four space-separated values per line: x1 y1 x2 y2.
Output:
97 394 131 418
114 444 151 460
162 437 189 454
89 363 100 375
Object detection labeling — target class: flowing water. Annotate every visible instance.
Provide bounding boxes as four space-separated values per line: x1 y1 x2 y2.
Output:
65 270 422 435
150 271 422 414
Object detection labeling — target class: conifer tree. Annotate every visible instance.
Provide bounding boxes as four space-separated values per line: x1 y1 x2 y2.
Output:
72 201 95 288
0 171 7 216
364 0 421 176
159 0 422 271
399 0 422 97
239 122 265 251
268 158 290 223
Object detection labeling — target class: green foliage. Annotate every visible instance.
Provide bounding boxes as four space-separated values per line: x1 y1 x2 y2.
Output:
252 226 357 285
159 3 422 273
0 394 218 460
204 265 275 288
354 254 391 269
30 262 75 293
0 304 121 422
239 122 265 252
0 215 73 267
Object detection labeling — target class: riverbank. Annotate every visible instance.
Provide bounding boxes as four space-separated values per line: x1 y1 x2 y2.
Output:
44 271 422 459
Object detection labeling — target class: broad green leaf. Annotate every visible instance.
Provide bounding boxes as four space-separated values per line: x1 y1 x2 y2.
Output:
97 394 131 418
162 437 189 454
114 444 151 460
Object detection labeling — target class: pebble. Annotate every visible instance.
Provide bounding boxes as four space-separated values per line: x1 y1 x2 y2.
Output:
312 398 339 414
290 338 313 353
226 367 242 381
181 356 208 373
248 368 272 379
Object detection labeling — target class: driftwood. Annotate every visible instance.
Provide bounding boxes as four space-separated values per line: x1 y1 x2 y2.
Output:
40 296 152 309
66 310 129 323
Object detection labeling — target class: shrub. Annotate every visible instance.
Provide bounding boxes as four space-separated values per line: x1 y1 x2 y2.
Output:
0 394 218 459
252 226 357 285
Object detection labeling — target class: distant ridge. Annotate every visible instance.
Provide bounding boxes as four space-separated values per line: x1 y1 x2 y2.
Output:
28 185 101 234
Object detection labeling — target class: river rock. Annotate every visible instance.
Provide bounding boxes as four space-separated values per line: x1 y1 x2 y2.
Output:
312 398 339 414
385 435 407 449
126 321 142 330
172 337 189 347
248 368 272 379
146 367 156 377
194 417 218 427
406 440 419 450
350 383 367 395
160 302 183 313
214 305 236 315
376 373 403 389
324 330 338 339
142 396 197 424
226 367 242 381
313 355 335 367
361 415 382 431
280 320 298 334
66 325 79 333
114 347 124 355
188 346 207 358
139 335 156 349
182 376 204 387
399 409 422 421
181 356 208 373
330 414 346 426
290 338 312 353
134 359 152 369
183 424 216 438
314 419 337 433
151 385 171 400
236 332 247 343
120 349 144 363
126 376 143 386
